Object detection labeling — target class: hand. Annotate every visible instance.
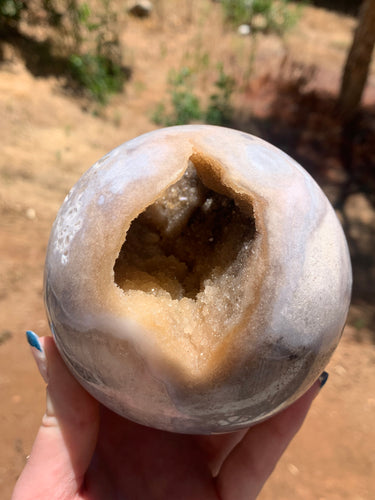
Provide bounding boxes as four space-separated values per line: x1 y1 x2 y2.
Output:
13 334 326 500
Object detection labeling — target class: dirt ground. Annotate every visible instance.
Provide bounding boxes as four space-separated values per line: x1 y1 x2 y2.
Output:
1 2 374 499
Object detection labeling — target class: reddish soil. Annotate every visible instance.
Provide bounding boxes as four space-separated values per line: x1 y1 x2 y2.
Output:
1 2 374 499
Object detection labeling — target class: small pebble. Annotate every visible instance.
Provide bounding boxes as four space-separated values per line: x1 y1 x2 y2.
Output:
288 463 299 476
25 208 36 220
238 24 251 36
334 364 347 376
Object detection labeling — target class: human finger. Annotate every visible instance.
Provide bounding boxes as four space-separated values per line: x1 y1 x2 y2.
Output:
12 333 100 500
216 375 327 500
196 428 248 476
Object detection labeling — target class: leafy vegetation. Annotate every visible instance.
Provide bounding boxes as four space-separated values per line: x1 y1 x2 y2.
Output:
152 67 202 126
152 64 235 127
64 0 126 104
69 53 125 104
0 0 126 103
0 1 306 106
205 65 235 125
0 0 24 24
46 0 125 103
221 0 304 35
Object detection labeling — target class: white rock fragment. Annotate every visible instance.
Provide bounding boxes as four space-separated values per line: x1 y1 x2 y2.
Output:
238 24 251 36
25 208 36 220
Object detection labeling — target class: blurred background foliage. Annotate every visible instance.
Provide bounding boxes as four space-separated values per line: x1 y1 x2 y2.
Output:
0 0 372 118
0 0 127 102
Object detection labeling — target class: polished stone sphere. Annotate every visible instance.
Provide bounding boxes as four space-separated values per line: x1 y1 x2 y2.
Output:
44 125 352 434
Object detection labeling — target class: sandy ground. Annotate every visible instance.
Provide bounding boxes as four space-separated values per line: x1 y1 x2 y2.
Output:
1 2 374 499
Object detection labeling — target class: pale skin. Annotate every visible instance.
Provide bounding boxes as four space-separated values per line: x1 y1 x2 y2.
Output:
13 337 323 500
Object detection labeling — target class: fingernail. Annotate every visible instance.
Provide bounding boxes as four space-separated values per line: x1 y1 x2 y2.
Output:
26 330 48 383
318 371 329 388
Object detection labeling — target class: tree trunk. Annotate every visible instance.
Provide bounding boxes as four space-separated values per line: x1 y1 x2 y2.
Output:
338 0 375 121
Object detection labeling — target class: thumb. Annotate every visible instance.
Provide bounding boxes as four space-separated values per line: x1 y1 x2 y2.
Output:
12 333 100 500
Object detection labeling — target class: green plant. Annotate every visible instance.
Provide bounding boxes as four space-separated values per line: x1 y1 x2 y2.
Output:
152 65 235 127
221 0 252 26
265 0 303 35
0 0 25 27
69 52 124 103
152 67 203 126
205 64 235 125
30 1 125 103
170 90 202 125
221 0 303 36
59 1 125 103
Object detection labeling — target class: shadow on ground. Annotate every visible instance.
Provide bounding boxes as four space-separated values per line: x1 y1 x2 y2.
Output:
311 0 359 15
0 25 69 76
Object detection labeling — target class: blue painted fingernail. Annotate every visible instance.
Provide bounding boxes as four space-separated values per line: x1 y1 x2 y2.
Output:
26 330 48 382
319 371 329 388
26 330 43 352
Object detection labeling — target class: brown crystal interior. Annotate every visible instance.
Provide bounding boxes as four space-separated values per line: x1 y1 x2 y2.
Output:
114 162 256 302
